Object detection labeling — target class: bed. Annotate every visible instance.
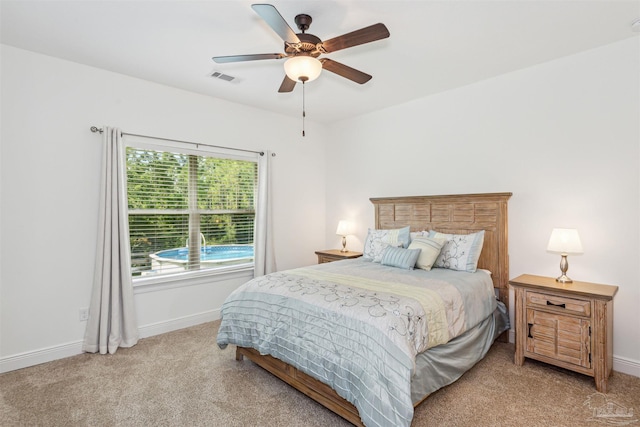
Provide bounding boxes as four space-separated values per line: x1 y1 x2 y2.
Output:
217 192 512 427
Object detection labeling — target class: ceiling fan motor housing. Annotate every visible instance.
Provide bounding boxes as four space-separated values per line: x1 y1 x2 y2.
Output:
285 32 322 57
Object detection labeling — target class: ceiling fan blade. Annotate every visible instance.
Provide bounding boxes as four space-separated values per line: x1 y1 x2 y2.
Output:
213 53 285 63
320 23 390 53
278 75 296 93
320 59 372 84
251 4 301 45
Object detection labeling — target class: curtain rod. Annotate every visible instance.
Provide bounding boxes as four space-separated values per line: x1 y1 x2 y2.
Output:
90 126 271 156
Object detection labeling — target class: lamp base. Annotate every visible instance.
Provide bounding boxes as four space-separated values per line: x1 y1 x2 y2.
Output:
555 274 573 284
340 236 347 252
556 254 573 283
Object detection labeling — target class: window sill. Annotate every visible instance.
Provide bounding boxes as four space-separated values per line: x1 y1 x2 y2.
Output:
132 264 254 294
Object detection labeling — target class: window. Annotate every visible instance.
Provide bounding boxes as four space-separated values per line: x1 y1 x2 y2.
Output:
125 146 258 280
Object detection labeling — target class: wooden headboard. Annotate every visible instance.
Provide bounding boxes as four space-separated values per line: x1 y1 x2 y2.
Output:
370 192 512 312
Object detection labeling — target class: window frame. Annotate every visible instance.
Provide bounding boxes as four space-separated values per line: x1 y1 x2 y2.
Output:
122 136 260 288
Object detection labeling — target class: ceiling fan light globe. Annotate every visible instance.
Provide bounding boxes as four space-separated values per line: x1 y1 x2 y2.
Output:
284 56 322 82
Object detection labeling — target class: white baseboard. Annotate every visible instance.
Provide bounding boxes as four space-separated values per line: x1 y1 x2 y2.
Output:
0 309 221 373
613 355 640 377
0 340 84 374
137 309 220 339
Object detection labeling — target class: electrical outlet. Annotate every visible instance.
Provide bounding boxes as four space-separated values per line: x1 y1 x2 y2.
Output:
79 308 89 322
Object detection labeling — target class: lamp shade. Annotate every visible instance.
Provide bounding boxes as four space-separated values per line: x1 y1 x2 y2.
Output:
284 56 322 82
547 228 584 254
336 220 353 236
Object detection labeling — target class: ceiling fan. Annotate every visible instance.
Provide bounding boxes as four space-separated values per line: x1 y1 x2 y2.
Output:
212 3 390 92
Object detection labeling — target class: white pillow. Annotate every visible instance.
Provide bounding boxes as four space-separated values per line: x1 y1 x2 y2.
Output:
428 230 485 272
408 236 446 271
362 226 410 262
409 230 429 242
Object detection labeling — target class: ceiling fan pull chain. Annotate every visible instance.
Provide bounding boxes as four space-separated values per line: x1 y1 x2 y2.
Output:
302 80 306 137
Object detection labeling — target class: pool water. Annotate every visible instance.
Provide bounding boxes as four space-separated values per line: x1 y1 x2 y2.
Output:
153 245 254 262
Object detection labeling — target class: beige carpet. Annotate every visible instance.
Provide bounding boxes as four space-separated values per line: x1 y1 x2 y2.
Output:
1 320 639 426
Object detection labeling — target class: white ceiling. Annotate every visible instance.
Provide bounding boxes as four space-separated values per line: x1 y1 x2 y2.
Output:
2 1 639 123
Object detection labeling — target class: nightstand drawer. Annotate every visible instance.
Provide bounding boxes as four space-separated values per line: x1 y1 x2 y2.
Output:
318 255 335 264
527 291 591 316
315 249 362 264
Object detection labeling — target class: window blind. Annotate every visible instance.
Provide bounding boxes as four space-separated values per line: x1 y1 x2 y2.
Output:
126 147 257 279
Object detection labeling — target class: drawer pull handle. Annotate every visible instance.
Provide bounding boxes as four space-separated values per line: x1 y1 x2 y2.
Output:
546 301 566 308
527 323 533 338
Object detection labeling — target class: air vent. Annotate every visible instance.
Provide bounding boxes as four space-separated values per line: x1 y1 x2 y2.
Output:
211 72 235 82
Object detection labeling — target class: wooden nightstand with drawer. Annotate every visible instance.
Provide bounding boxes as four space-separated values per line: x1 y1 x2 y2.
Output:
315 249 362 264
510 274 618 392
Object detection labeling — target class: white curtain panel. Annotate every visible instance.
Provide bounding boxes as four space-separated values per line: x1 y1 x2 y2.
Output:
83 127 139 354
254 151 276 277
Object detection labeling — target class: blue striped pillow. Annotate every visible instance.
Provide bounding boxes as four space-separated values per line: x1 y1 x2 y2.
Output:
380 247 421 270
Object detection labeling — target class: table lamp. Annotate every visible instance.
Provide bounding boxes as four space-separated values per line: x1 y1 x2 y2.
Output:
336 220 353 252
546 228 583 283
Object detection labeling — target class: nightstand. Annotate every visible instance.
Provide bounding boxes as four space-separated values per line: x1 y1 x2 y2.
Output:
315 249 362 264
510 274 618 393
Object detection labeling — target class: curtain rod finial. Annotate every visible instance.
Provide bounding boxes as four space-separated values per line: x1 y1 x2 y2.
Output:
90 126 103 134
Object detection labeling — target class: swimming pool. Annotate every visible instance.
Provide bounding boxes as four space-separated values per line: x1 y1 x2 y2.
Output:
149 244 254 274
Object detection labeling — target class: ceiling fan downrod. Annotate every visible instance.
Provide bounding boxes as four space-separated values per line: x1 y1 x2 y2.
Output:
302 80 307 137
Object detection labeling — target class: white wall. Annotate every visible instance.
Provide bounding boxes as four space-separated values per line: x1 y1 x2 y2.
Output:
325 37 640 376
0 46 327 370
2 36 639 376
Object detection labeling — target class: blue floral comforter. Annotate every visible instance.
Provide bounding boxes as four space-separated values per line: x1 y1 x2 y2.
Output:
217 259 496 427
